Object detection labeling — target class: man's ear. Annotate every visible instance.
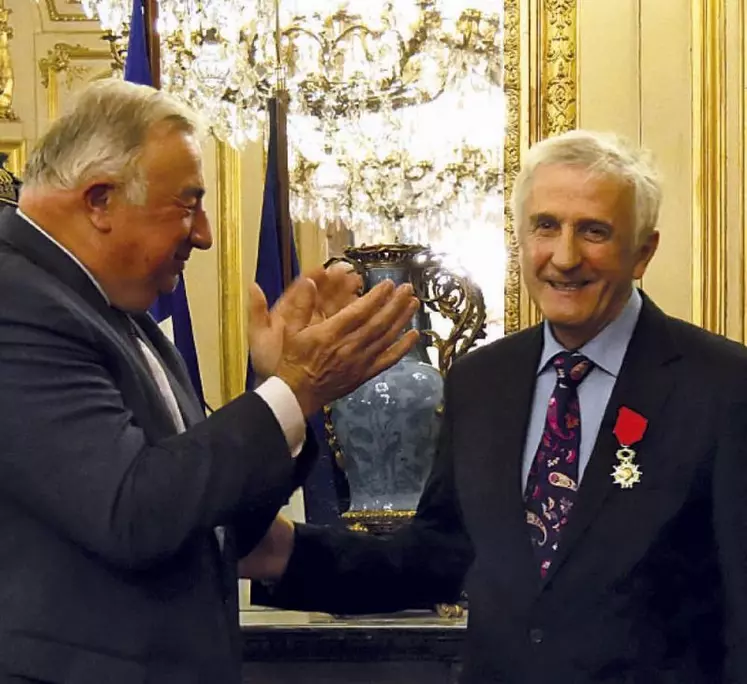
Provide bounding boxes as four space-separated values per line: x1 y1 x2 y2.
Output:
83 182 116 233
632 230 660 280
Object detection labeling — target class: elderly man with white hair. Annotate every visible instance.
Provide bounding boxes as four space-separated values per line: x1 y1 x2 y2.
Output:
243 130 747 684
0 78 421 683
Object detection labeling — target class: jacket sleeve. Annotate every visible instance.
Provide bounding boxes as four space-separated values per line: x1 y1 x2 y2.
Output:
714 399 747 683
259 370 474 614
233 423 319 559
0 282 302 571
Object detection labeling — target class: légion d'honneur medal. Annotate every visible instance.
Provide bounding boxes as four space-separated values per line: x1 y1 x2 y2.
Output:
611 406 648 489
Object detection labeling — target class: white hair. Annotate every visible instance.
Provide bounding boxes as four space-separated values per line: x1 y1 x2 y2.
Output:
510 130 662 243
22 78 204 204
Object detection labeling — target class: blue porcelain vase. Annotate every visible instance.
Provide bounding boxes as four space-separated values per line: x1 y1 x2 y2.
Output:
327 245 446 532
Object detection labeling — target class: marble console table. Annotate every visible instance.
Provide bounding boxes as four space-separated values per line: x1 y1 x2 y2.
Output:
240 608 466 684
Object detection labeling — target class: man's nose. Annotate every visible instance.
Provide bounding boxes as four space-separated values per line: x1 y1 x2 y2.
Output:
549 225 581 271
191 211 213 251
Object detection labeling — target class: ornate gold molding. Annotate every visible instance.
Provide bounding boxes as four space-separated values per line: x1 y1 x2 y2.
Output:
0 7 17 121
503 0 521 334
692 0 727 335
43 0 91 22
39 43 112 121
215 142 246 404
505 0 578 334
538 0 577 138
0 140 25 176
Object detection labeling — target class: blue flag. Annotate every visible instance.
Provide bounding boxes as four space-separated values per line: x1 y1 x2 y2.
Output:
247 102 343 525
123 0 151 86
124 0 206 408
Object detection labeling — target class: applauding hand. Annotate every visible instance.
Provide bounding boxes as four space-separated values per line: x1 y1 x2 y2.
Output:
247 266 419 415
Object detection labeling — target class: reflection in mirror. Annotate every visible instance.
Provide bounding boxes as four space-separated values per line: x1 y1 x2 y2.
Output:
288 0 507 344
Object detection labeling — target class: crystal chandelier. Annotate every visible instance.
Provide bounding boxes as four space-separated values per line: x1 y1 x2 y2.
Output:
82 3 500 137
82 0 506 337
289 67 505 245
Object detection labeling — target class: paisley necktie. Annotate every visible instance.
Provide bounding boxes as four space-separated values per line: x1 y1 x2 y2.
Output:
524 351 594 578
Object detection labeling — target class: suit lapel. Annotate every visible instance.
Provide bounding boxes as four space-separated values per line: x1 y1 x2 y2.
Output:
132 313 205 427
0 211 204 430
542 295 681 586
490 326 546 599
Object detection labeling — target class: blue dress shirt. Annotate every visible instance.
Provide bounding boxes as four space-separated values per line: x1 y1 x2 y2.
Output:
520 289 643 490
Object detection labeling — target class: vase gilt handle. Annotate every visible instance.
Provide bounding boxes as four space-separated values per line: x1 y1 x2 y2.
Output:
409 251 487 375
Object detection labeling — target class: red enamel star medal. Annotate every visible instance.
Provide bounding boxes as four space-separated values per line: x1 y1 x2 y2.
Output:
611 406 648 489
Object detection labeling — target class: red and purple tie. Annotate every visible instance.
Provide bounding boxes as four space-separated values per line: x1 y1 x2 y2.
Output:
524 351 594 578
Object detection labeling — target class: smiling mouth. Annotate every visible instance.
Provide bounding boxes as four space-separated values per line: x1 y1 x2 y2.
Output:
546 280 590 291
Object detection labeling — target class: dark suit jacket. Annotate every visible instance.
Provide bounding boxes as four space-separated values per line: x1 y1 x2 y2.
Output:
270 293 747 683
0 211 312 684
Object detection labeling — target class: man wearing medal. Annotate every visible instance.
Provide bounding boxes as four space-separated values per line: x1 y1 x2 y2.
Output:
242 130 747 683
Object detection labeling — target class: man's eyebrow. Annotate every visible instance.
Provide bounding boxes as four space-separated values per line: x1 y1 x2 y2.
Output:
528 213 614 228
179 187 205 202
576 217 613 229
529 212 559 223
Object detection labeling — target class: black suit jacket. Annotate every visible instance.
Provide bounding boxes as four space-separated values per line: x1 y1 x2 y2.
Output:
270 294 747 683
0 211 311 683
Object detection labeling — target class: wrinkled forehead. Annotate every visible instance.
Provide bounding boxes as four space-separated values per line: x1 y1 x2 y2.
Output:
138 124 205 189
525 163 635 223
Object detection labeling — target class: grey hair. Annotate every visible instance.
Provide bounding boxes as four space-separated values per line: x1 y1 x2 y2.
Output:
510 130 662 243
22 78 204 204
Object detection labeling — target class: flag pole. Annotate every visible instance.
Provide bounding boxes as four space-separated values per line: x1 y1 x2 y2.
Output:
273 94 293 289
273 0 293 288
143 0 161 89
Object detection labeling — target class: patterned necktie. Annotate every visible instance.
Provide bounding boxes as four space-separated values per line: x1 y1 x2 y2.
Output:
524 351 594 578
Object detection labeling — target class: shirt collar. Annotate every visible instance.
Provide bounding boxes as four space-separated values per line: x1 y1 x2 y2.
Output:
16 208 111 305
538 289 642 377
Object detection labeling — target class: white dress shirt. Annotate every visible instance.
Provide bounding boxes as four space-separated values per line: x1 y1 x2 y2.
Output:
521 289 643 489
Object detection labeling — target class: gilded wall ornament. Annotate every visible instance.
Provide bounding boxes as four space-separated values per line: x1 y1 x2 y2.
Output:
44 0 93 22
39 43 92 89
0 7 16 121
503 0 521 334
38 43 113 121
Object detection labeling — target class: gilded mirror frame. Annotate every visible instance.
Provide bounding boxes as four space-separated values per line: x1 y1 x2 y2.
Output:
216 0 579 402
691 0 730 339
